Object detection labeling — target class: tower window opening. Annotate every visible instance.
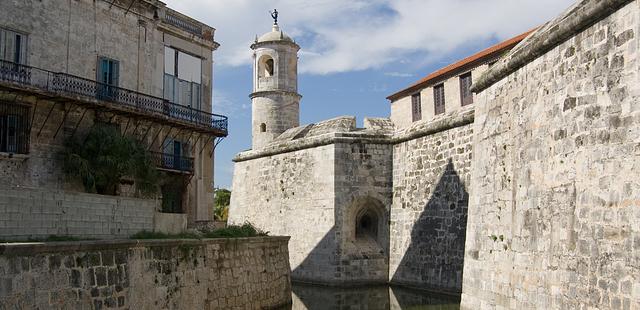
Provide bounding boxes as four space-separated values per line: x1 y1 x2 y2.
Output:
258 55 275 79
260 123 266 132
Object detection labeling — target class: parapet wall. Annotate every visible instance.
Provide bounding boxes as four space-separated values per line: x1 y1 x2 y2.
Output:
0 237 291 309
461 0 640 308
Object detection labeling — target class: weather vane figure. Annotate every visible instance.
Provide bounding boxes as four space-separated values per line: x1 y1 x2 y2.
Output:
270 9 279 25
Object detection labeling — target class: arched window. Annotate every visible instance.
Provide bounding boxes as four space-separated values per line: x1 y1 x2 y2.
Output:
260 123 266 132
258 55 274 78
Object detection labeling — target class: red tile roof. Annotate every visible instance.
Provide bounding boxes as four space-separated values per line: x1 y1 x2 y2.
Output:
386 29 536 102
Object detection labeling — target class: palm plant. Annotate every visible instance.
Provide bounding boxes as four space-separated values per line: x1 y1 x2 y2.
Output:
63 123 160 197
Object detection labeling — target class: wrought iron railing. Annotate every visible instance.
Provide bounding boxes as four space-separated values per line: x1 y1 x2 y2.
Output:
150 151 194 173
0 60 228 135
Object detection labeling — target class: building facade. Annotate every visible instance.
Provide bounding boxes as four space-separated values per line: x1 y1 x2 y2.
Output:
0 0 227 239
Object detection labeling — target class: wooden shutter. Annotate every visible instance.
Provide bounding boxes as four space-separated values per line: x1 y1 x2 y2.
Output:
460 72 473 106
434 84 445 115
411 93 421 122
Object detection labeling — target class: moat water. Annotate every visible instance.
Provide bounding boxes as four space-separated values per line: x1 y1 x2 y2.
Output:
282 283 461 310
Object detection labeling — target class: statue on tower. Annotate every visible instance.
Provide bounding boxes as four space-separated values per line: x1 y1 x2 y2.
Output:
270 9 278 25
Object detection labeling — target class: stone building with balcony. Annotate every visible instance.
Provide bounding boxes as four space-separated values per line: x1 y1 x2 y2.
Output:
0 0 227 239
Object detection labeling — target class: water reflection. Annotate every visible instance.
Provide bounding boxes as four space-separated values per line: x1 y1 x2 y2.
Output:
284 282 460 310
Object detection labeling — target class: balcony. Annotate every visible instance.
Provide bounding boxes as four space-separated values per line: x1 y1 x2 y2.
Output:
0 60 228 137
150 151 194 173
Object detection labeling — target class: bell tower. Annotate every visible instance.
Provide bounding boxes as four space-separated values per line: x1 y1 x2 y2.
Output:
250 11 301 149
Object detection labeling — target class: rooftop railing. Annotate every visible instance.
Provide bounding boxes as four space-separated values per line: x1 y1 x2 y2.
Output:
0 60 228 136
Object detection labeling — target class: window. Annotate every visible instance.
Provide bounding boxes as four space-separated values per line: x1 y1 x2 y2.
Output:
97 57 119 100
258 55 275 79
434 83 445 115
164 46 202 110
460 72 473 106
0 28 27 64
411 93 421 122
0 103 30 154
260 123 266 132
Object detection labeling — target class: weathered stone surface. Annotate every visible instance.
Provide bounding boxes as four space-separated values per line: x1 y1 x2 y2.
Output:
461 1 640 309
0 187 155 240
0 237 291 309
390 117 473 294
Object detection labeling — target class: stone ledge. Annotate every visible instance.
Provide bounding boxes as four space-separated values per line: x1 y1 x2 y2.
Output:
234 109 474 162
472 0 634 92
0 236 291 256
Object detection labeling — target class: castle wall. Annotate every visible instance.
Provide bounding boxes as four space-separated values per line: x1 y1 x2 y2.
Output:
461 1 640 308
389 111 474 293
229 144 337 283
332 141 393 284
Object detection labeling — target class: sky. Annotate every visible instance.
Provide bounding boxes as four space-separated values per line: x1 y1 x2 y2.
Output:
162 0 575 189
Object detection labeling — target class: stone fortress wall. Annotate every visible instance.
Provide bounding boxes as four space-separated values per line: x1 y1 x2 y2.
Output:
461 0 640 308
231 116 395 285
231 0 640 304
0 237 291 309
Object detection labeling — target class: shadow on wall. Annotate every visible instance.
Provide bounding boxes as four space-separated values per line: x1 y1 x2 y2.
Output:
391 159 469 293
292 196 390 285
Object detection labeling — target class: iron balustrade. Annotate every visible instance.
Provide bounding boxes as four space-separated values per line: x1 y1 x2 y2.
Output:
150 151 194 173
0 60 228 135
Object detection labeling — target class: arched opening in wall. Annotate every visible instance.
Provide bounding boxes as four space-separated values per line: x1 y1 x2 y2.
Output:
258 55 275 79
347 196 387 254
356 209 379 242
260 123 266 132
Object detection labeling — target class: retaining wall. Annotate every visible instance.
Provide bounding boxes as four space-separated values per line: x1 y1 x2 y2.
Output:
0 237 292 309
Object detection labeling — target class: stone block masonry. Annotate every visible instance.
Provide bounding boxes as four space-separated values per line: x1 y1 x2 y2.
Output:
390 116 473 294
0 187 156 240
0 237 292 309
461 0 640 309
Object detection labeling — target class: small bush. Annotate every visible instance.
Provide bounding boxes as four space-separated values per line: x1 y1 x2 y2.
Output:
202 223 268 238
130 223 268 240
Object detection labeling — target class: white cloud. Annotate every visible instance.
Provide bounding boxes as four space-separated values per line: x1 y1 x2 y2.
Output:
384 72 413 78
164 0 575 75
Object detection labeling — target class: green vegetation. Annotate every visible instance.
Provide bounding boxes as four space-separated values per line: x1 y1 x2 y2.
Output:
213 188 231 221
63 123 160 197
130 223 267 240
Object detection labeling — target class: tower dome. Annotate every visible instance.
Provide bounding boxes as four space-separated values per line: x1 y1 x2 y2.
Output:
250 14 301 150
256 24 294 44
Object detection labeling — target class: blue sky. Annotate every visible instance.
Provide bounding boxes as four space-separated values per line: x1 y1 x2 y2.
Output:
163 0 575 189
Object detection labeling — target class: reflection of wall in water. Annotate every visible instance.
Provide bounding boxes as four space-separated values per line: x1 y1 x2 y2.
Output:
289 283 460 310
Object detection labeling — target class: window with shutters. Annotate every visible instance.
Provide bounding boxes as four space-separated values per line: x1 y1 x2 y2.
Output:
411 93 421 122
434 83 445 115
0 28 28 65
164 46 202 110
97 57 119 101
460 72 473 106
